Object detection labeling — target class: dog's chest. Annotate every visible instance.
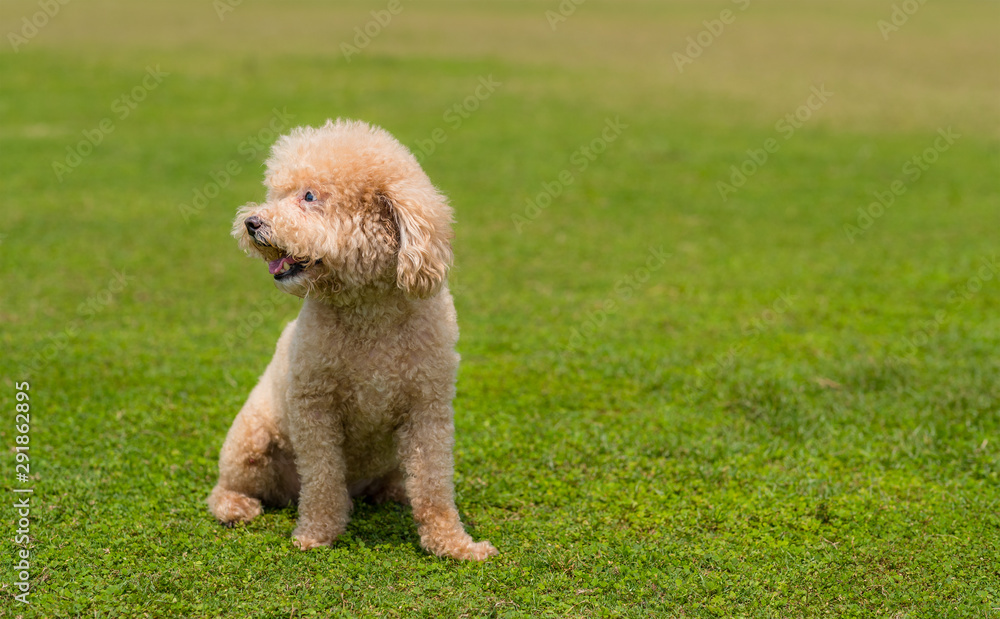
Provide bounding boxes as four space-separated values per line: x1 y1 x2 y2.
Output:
318 337 410 424
345 366 401 417
290 301 453 425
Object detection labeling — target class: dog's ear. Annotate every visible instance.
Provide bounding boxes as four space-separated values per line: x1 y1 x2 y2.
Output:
382 186 454 299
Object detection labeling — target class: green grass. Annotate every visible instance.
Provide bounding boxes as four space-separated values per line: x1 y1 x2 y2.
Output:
2 0 999 616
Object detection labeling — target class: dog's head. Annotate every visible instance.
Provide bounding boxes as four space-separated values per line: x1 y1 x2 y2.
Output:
233 119 453 302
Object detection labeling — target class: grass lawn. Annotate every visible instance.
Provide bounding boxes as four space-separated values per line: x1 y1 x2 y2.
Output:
1 0 999 616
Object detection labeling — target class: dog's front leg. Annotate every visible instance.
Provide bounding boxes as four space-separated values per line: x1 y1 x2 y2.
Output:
398 404 497 561
287 392 350 550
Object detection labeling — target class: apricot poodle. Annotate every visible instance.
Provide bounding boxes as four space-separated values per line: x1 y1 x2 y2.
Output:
207 119 497 561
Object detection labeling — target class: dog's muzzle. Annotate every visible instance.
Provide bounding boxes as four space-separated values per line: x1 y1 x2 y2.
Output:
241 215 319 280
245 215 267 244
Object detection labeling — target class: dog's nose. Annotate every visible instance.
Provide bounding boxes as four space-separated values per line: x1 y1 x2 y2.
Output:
245 216 262 233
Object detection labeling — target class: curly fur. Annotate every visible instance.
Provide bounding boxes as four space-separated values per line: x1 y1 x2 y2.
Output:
207 119 497 561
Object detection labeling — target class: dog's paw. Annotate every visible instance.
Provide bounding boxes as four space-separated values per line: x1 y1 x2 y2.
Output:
424 533 498 561
291 527 335 551
461 540 498 561
208 487 263 525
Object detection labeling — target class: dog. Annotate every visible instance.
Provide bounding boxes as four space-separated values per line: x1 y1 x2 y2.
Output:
207 119 497 561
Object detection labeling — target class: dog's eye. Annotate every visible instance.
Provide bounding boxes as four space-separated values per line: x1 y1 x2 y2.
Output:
303 191 316 202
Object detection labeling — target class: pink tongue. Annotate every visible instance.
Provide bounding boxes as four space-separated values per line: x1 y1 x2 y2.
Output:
268 256 295 275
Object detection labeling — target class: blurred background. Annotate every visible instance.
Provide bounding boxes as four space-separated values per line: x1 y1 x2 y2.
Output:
1 0 998 616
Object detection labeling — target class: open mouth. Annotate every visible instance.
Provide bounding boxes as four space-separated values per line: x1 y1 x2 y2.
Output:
268 255 316 280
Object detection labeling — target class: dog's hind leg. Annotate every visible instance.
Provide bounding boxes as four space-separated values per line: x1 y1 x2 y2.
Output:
207 386 299 525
